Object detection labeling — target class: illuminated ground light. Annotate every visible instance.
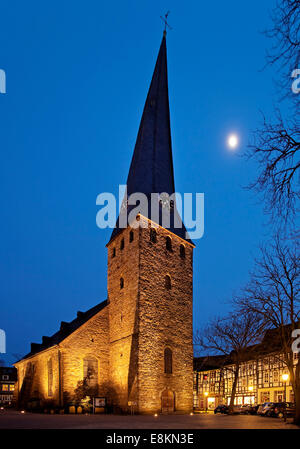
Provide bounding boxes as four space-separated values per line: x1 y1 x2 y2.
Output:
21 410 25 414
227 133 239 150
154 413 158 417
190 412 194 416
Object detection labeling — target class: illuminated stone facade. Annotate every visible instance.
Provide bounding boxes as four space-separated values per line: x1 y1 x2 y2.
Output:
14 219 194 414
15 305 109 408
108 218 194 413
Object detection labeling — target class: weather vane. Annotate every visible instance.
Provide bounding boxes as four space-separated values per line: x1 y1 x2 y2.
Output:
160 11 172 33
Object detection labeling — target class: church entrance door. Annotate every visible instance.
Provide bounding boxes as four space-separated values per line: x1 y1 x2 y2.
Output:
161 389 174 413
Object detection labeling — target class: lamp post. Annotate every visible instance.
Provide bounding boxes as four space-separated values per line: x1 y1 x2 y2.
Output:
204 391 208 413
282 373 289 402
282 373 289 422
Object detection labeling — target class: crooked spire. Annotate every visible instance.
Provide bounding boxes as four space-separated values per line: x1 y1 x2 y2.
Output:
109 34 191 244
126 33 174 198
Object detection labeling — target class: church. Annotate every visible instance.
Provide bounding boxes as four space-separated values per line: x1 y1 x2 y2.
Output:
14 31 195 414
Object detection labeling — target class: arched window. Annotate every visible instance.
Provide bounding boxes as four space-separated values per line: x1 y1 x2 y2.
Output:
47 359 53 397
150 228 157 243
120 238 124 250
129 230 134 242
164 348 173 374
180 244 185 259
120 277 124 289
166 236 172 251
83 356 98 388
165 275 171 290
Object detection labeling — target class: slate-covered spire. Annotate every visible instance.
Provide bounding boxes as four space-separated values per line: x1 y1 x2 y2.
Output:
109 33 191 244
126 32 175 198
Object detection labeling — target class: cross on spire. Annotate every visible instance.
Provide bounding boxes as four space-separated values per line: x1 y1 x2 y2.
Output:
160 11 172 34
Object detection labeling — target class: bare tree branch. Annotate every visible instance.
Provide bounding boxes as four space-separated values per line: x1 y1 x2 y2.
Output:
264 0 300 103
247 0 300 225
247 110 300 225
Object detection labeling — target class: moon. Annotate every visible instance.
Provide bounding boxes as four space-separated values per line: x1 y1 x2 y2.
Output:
227 133 239 150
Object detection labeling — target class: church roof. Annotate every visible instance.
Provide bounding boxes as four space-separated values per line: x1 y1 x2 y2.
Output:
19 299 108 361
109 33 192 245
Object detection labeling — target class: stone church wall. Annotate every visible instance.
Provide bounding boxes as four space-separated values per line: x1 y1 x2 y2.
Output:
107 225 140 410
60 306 109 402
138 220 194 413
15 306 109 408
107 217 194 414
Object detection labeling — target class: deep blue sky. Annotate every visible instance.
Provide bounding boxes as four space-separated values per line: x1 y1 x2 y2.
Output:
0 0 282 364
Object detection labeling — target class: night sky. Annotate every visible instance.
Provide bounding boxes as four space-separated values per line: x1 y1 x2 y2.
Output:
0 0 287 364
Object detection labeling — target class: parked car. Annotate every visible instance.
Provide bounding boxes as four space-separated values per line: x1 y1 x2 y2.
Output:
257 402 273 415
232 405 243 414
240 404 252 414
214 405 229 414
214 404 245 414
266 402 295 418
248 404 259 415
261 402 275 416
264 402 282 417
275 402 295 418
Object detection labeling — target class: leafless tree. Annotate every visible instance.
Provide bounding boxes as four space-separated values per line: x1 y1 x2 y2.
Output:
194 312 263 413
247 111 300 224
247 0 300 226
234 235 300 423
265 0 300 103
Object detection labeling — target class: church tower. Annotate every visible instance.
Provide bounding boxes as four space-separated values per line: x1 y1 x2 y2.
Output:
107 32 194 413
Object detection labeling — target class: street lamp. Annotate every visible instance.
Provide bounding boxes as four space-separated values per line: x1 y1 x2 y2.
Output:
204 392 208 413
282 373 289 402
282 374 289 422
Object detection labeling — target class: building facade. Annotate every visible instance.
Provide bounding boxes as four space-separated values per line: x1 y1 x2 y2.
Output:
194 349 297 410
0 367 17 405
14 33 194 414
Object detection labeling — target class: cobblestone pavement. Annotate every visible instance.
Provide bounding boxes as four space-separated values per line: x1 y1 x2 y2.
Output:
0 410 298 429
